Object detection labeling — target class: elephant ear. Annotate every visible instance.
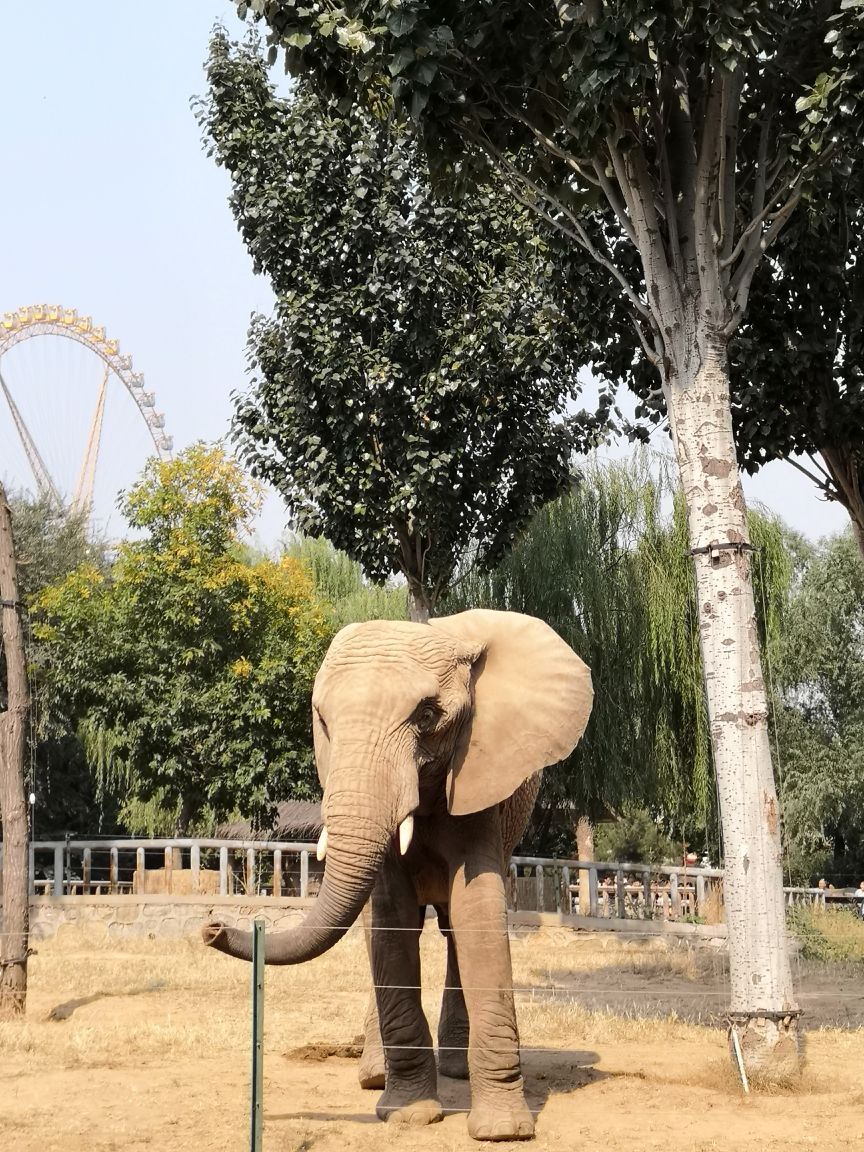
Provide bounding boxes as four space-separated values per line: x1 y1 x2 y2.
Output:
429 609 593 817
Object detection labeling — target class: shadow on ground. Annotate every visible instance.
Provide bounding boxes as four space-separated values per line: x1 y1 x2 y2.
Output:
47 979 167 1021
268 1047 604 1126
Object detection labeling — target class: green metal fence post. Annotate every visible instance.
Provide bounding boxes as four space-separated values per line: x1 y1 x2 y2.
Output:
251 920 265 1152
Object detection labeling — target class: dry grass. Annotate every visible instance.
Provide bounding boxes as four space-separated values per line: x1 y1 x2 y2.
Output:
798 906 864 961
3 925 864 1152
1 925 722 1071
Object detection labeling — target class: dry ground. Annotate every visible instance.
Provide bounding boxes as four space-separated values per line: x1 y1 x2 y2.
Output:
1 922 863 1152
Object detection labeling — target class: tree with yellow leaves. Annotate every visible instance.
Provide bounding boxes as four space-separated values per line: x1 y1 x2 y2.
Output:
34 444 331 833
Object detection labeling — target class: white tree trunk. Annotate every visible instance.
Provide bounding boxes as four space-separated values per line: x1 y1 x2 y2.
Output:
408 586 430 624
666 337 799 1076
575 815 594 916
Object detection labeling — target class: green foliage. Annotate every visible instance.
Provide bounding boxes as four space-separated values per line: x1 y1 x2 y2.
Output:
449 454 793 854
8 492 107 605
33 445 331 833
729 162 864 541
786 906 864 965
233 2 846 332
284 534 408 627
2 492 114 836
232 1 864 538
450 455 701 844
594 810 679 866
772 531 864 885
198 31 616 613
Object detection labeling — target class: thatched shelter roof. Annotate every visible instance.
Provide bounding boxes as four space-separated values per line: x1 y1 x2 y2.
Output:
217 800 322 841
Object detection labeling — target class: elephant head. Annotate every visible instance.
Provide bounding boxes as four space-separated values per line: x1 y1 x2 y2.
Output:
203 609 592 964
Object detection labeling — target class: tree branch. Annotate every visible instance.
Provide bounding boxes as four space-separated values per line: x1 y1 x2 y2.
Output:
592 158 638 246
693 65 724 309
716 66 743 262
654 66 685 285
606 129 679 333
461 122 653 325
786 455 836 496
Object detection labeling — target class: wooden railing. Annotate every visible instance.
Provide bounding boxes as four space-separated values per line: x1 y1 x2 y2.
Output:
3 840 858 922
510 856 726 921
18 838 321 899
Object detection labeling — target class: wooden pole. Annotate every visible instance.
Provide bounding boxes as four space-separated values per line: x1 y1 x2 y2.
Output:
250 921 265 1152
0 484 30 1017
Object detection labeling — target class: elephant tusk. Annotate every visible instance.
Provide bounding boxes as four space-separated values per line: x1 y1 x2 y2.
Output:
398 814 414 856
316 826 328 862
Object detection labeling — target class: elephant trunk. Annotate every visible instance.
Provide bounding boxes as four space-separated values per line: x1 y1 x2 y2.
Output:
203 786 396 965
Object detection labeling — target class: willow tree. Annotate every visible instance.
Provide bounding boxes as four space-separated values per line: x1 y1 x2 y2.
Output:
451 456 791 860
231 0 864 1074
198 31 615 621
285 534 409 627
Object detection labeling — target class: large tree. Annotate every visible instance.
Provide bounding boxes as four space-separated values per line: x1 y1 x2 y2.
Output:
231 0 864 1072
198 31 615 620
34 445 330 833
0 485 30 1017
728 165 864 555
5 493 114 836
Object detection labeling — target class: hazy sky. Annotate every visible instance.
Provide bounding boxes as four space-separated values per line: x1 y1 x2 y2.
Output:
0 2 850 546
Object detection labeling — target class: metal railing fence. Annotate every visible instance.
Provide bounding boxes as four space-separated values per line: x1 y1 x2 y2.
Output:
1 839 859 922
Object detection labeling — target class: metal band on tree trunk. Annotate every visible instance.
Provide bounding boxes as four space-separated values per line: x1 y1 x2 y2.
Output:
726 1008 803 1022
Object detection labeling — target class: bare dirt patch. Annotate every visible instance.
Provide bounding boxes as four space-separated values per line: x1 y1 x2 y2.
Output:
1 925 863 1151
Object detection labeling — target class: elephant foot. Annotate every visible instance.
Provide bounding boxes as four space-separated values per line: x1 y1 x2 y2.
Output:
468 1101 535 1142
377 1084 444 1126
438 1045 470 1080
358 1049 386 1090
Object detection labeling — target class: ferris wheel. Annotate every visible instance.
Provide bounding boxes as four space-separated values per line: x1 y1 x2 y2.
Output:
0 304 172 525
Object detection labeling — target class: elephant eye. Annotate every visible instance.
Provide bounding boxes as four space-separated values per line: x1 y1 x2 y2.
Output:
315 709 329 739
415 703 441 734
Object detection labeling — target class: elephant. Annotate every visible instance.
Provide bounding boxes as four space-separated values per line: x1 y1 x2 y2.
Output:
204 609 592 1141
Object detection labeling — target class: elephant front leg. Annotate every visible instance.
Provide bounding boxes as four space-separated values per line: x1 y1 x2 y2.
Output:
449 844 534 1141
434 904 470 1080
370 862 443 1126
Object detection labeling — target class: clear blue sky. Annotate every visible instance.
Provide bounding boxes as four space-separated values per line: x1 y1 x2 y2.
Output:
0 1 849 545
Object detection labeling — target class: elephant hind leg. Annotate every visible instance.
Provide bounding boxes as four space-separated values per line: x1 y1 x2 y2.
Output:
358 903 386 1089
434 904 470 1080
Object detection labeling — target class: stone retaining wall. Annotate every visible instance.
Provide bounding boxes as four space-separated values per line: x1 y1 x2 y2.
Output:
22 896 731 946
29 896 312 941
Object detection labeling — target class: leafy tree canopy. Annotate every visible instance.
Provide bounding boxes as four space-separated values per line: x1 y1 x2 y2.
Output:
773 530 864 884
729 164 864 553
33 444 331 833
230 1 853 350
198 30 616 616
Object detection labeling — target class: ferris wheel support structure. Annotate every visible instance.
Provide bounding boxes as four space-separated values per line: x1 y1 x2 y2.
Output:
0 366 61 504
0 304 173 517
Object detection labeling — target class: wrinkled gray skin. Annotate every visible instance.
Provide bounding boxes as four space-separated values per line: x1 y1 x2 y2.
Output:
205 615 590 1141
356 774 540 1097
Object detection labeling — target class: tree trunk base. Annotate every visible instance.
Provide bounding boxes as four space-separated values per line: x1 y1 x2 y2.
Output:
728 1013 801 1083
0 971 28 1018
